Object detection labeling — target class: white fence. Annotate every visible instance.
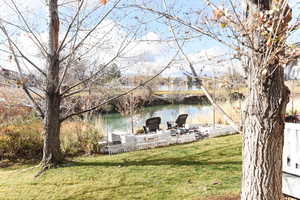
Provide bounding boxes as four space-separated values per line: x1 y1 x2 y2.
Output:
283 123 300 199
99 124 237 155
102 130 200 154
283 123 300 176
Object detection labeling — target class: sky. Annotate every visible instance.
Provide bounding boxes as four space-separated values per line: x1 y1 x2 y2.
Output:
0 0 299 78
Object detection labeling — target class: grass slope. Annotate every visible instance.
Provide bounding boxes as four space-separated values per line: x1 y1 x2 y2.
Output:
0 135 242 200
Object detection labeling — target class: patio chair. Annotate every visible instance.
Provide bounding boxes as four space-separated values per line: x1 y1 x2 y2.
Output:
167 114 188 130
143 117 161 133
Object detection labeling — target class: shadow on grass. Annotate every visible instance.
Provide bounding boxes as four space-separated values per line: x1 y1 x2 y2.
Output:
0 159 39 169
64 144 242 169
66 159 242 168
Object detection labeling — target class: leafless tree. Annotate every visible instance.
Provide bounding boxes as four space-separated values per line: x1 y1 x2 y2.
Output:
0 0 179 170
132 0 300 199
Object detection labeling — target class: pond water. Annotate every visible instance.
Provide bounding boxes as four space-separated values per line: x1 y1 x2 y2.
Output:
100 104 215 133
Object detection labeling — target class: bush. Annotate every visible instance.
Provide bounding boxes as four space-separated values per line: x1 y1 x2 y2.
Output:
0 122 43 160
0 118 104 161
60 118 104 156
0 104 34 125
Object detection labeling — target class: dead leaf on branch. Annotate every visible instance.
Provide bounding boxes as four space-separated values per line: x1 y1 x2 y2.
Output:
220 23 226 28
213 9 224 20
99 0 108 5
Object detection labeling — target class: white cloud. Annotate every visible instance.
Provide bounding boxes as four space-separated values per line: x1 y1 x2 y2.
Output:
0 0 46 22
0 18 174 77
168 46 242 77
0 1 244 78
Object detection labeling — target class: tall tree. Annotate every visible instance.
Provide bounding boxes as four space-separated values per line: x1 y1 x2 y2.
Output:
241 1 290 199
42 0 62 167
0 0 179 169
134 0 299 199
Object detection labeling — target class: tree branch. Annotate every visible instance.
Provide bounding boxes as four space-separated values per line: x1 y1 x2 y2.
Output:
9 0 48 57
60 50 179 122
60 0 122 63
0 23 45 118
162 0 240 132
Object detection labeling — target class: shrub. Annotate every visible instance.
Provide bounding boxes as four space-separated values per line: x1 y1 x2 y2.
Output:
60 118 104 156
0 104 34 125
0 121 43 160
0 117 104 161
0 87 34 125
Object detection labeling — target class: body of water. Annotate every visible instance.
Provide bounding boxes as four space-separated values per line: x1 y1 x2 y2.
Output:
100 104 214 133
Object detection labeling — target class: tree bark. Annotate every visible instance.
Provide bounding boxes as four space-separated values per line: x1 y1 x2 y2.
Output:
241 65 289 199
41 0 63 168
241 0 290 199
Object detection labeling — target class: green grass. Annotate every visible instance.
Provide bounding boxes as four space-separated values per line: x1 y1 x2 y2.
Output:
0 135 242 200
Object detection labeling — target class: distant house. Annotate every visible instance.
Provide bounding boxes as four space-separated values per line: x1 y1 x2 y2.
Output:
285 59 300 80
171 77 183 86
0 66 19 81
284 46 300 80
0 66 37 87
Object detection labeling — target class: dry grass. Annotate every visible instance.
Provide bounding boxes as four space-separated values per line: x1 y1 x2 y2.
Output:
286 80 300 96
286 95 300 114
0 104 33 125
0 117 105 160
154 87 247 97
60 118 105 155
187 102 243 125
0 87 33 125
0 87 27 105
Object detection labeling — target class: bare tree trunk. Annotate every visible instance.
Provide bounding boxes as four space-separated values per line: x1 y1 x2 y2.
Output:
42 82 62 167
242 65 289 199
41 0 63 168
241 1 290 199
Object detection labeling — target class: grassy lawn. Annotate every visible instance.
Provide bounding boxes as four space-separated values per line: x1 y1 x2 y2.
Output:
0 135 242 200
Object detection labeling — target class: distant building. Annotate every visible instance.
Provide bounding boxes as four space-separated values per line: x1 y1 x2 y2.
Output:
284 46 300 80
0 66 19 81
285 58 300 80
0 66 38 87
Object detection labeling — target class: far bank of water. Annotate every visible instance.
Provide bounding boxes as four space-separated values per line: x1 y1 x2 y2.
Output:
98 94 300 133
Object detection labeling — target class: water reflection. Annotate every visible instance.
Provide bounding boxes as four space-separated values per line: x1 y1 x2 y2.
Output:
101 104 213 132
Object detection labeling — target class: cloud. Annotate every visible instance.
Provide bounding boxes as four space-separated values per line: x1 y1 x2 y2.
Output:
0 17 174 77
0 1 244 78
0 0 46 22
165 46 241 77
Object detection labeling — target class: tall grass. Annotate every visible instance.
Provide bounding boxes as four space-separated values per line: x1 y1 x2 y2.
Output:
0 117 105 161
60 117 105 156
0 120 43 160
286 96 300 115
187 101 243 125
0 87 34 125
0 86 105 160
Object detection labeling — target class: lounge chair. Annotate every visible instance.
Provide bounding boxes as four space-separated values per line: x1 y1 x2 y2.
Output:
167 114 188 130
143 117 161 133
